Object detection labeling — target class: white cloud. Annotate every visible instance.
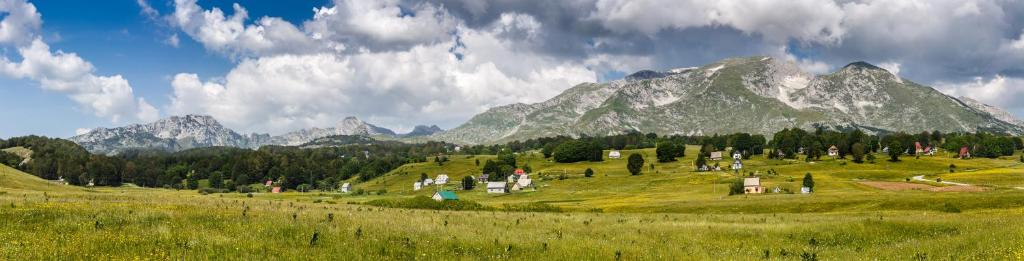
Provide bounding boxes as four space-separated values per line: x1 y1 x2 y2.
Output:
167 1 597 134
165 33 179 47
937 75 1024 113
877 62 901 77
303 0 458 50
1 39 158 123
0 1 157 124
0 0 41 45
170 0 322 58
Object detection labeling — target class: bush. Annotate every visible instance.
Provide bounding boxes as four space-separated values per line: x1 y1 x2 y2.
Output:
627 153 644 175
728 178 745 195
584 168 594 178
941 202 961 213
296 184 312 192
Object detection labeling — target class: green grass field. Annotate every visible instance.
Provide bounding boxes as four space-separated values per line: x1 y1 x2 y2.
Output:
3 146 1024 259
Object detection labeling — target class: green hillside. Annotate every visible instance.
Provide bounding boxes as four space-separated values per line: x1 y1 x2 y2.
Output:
0 164 76 192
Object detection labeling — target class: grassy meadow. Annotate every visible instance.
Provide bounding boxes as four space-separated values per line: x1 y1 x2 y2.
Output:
3 146 1024 259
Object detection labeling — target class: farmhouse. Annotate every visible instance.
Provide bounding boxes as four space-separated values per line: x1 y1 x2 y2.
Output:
487 182 507 194
959 146 971 159
423 178 434 186
801 186 812 194
512 175 533 191
743 177 763 194
413 182 422 191
340 183 351 193
828 145 839 157
432 191 458 201
272 187 282 193
710 151 723 161
435 174 449 185
609 150 621 159
478 174 489 183
915 142 924 154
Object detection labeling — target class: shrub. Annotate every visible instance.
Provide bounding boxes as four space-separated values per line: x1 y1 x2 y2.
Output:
941 202 961 213
728 178 745 195
584 168 594 178
627 153 644 176
462 176 475 190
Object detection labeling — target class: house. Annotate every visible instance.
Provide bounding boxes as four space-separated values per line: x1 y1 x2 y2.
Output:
801 186 812 194
454 146 461 152
507 175 516 183
264 180 273 187
478 174 489 184
827 145 839 157
924 146 935 156
915 142 924 154
435 174 449 185
422 178 434 186
514 176 533 190
710 151 723 161
608 150 621 159
959 146 971 159
743 177 762 194
776 150 787 158
732 151 742 160
882 146 890 153
87 179 95 187
514 169 526 175
486 182 507 194
413 182 422 191
432 191 458 201
340 183 352 193
731 158 743 171
272 187 282 193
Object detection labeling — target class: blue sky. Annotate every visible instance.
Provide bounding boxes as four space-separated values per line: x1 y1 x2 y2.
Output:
2 0 1024 138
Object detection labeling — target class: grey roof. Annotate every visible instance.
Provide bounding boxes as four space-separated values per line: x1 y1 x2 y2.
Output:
487 182 506 189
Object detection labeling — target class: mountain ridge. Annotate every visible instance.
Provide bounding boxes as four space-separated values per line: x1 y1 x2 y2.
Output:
430 56 1024 144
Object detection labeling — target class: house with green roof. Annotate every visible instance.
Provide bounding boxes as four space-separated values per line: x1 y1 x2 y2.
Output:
432 191 458 201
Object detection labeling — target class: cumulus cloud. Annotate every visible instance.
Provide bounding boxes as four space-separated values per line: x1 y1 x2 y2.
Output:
167 0 596 134
0 0 157 123
0 0 41 45
170 0 323 58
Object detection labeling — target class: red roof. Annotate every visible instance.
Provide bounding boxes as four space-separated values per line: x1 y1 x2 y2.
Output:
514 169 525 175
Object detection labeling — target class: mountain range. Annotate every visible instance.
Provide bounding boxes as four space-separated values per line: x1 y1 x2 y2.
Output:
69 56 1024 153
69 115 441 154
431 56 1024 144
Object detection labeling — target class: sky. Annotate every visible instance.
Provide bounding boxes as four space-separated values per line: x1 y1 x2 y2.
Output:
1 0 1024 138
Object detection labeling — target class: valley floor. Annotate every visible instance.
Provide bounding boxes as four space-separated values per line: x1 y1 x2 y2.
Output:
3 147 1024 259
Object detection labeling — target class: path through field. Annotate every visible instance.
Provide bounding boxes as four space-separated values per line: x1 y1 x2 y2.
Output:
912 175 972 186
